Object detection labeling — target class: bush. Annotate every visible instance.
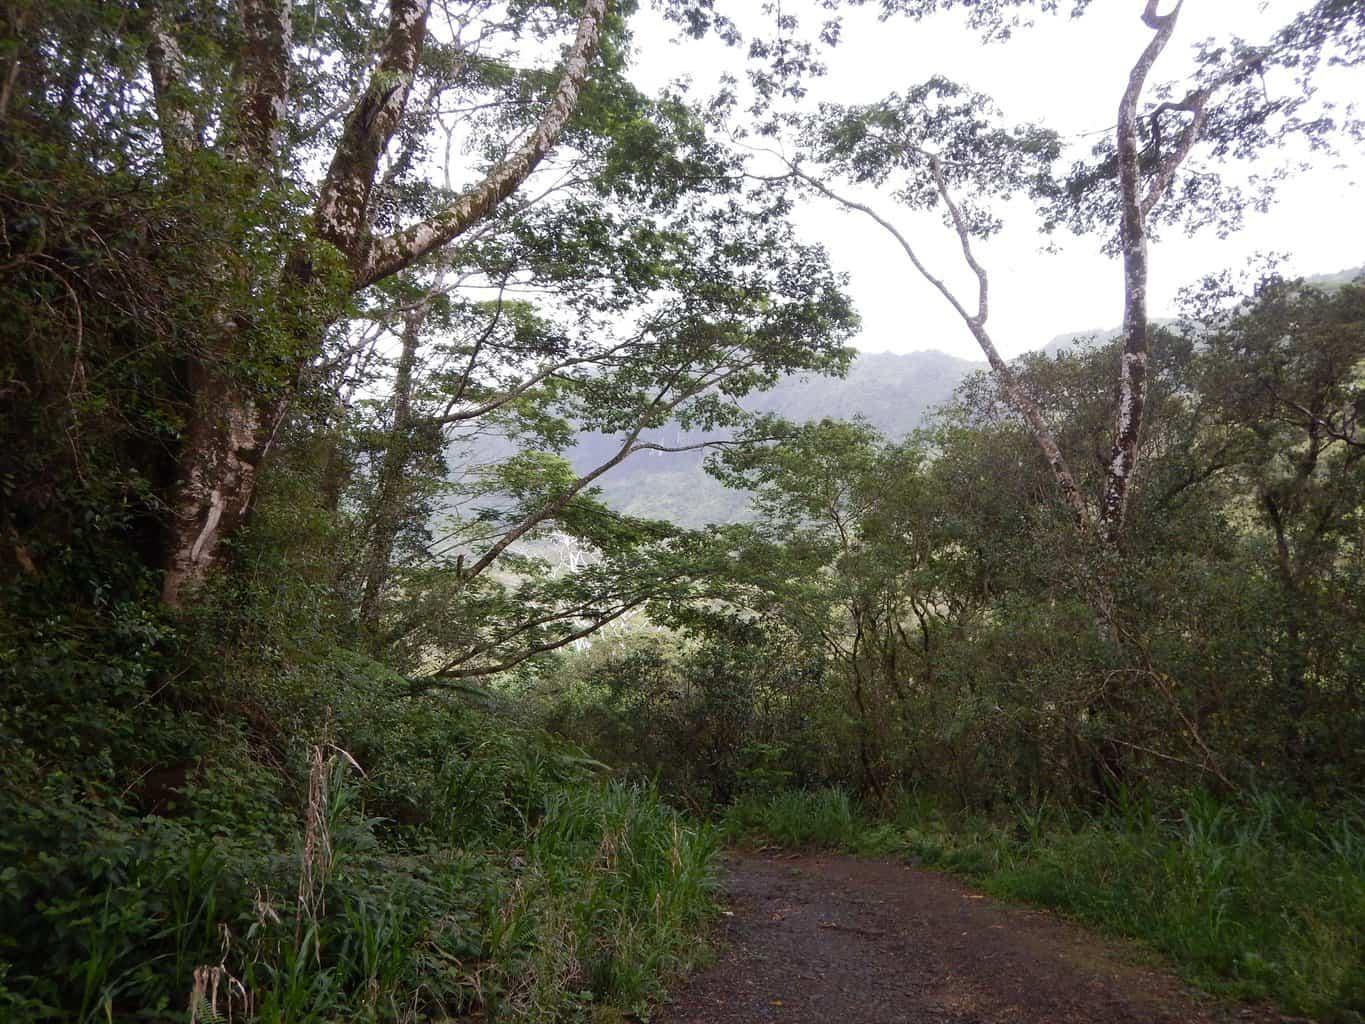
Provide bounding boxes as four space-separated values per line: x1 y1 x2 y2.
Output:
723 788 860 849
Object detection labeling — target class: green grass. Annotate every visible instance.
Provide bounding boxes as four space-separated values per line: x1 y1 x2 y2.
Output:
480 781 720 1020
725 787 1365 1022
723 787 860 849
1 683 720 1024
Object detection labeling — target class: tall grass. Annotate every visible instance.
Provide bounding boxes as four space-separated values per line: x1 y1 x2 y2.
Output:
983 791 1365 1019
724 787 859 848
479 781 719 1020
727 786 1365 1020
1 735 719 1023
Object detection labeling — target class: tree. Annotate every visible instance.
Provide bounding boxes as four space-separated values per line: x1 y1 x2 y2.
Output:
771 0 1362 549
161 0 612 605
3 0 614 604
3 0 863 620
704 418 948 801
1187 274 1365 775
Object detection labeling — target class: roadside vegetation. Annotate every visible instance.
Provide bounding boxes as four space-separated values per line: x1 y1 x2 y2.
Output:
527 285 1365 1018
1 621 717 1022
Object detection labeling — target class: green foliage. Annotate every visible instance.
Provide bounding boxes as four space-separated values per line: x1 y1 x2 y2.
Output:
529 627 830 807
4 0 1363 1019
723 788 863 850
0 663 717 1023
982 792 1365 1018
483 782 718 1018
0 527 718 1024
577 275 1365 809
534 272 1363 1021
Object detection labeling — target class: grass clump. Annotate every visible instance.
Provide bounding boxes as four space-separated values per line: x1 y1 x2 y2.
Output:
726 786 1365 1021
723 787 859 849
480 781 719 1020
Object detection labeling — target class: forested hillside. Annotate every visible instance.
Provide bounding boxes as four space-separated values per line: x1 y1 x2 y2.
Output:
579 348 984 524
2 2 1362 1023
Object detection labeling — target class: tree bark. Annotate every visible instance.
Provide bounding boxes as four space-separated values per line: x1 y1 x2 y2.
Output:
162 360 266 605
358 307 423 638
1099 2 1181 545
314 0 431 262
234 0 292 162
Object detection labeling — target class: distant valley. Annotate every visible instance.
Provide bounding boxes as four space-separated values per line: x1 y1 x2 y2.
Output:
576 348 988 527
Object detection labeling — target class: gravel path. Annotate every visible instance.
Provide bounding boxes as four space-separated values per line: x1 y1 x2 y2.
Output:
654 850 1285 1024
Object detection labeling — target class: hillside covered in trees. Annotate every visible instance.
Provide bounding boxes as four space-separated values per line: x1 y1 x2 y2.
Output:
559 347 984 524
2 1 1363 1023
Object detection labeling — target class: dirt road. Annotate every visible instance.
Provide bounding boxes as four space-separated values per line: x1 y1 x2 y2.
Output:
655 851 1280 1024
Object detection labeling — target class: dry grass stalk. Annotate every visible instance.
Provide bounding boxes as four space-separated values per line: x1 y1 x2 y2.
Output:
297 743 334 956
188 926 249 1023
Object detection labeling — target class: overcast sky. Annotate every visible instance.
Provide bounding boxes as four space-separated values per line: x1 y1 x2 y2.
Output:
627 1 1364 361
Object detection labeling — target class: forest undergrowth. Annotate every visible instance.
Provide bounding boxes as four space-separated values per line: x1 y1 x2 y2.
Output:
0 607 718 1024
722 786 1365 1021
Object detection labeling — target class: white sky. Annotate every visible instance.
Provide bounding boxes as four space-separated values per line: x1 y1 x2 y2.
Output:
627 1 1364 360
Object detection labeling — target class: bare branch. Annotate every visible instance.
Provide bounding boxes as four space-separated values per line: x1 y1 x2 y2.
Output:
928 156 988 325
630 435 787 455
424 336 643 427
458 378 693 583
420 595 652 683
1140 90 1211 216
443 282 508 412
794 164 1090 531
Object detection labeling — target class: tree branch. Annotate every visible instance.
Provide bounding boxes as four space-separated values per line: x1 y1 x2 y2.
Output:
629 435 786 455
1101 0 1183 544
423 335 643 427
315 0 431 262
794 164 1090 531
927 156 988 325
418 594 649 683
457 383 684 583
359 0 607 286
1140 88 1212 217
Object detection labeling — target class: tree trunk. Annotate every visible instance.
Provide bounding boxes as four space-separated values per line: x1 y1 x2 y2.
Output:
162 358 264 606
358 309 423 640
1099 1 1181 545
157 0 291 607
